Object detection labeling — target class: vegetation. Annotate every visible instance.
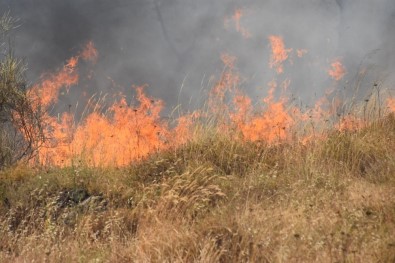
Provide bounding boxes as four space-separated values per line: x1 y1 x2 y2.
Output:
0 11 394 263
0 113 394 262
0 13 44 168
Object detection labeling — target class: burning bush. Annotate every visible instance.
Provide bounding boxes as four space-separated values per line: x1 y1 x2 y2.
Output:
0 13 44 168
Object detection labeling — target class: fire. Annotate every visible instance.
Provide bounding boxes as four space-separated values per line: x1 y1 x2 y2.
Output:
338 115 365 132
205 53 296 144
80 41 98 62
296 49 308 58
37 86 171 167
26 36 394 168
211 53 240 96
172 111 201 145
29 43 173 167
387 98 395 113
208 53 240 117
268 35 292 74
224 8 251 39
28 57 79 109
29 40 203 167
65 56 79 69
28 42 98 109
231 81 294 143
328 58 346 81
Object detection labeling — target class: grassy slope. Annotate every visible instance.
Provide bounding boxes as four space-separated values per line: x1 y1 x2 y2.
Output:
0 114 394 262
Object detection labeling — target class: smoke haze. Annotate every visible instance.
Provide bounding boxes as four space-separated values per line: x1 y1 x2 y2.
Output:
1 0 394 111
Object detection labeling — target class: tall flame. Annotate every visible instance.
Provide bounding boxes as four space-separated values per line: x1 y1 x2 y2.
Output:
231 80 294 143
328 58 346 81
224 8 251 39
387 98 395 113
28 42 98 109
81 41 98 62
26 37 394 168
268 35 292 74
28 58 79 109
232 8 251 39
37 86 175 167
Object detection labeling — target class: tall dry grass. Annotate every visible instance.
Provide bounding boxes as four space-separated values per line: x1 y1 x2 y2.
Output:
0 107 394 262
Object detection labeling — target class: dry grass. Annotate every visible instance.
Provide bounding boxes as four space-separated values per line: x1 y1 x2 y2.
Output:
0 114 395 262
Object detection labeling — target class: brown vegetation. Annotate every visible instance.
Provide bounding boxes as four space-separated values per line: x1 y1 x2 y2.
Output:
0 114 394 262
0 11 394 263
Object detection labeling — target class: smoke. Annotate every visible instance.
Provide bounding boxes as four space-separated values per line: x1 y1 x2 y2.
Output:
1 0 394 112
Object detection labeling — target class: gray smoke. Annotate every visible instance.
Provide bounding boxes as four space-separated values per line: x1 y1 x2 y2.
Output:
1 0 394 112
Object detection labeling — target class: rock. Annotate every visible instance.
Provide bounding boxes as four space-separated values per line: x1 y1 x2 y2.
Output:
55 188 90 208
78 195 108 212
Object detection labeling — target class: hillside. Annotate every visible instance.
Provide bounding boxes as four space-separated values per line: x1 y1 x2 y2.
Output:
1 114 394 262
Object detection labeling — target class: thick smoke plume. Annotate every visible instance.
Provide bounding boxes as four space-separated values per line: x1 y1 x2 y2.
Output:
1 0 394 111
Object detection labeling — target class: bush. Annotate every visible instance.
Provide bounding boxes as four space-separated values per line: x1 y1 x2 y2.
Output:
0 13 44 168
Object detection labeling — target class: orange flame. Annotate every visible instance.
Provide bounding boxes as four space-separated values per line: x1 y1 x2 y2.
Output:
268 35 292 74
328 58 346 81
224 8 251 39
208 53 240 116
28 42 98 109
30 41 197 167
296 49 308 58
337 115 365 132
213 53 240 94
28 58 78 109
81 41 98 62
37 86 173 167
387 98 395 113
230 79 294 143
27 37 395 168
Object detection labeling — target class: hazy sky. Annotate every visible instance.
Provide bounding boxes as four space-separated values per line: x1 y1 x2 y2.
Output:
1 0 394 112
